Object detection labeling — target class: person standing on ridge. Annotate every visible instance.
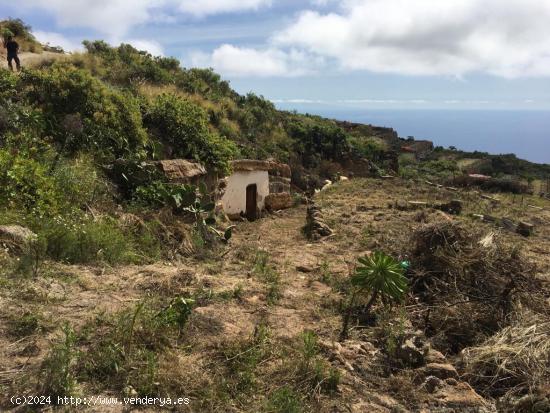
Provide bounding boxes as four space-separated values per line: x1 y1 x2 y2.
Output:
4 36 21 72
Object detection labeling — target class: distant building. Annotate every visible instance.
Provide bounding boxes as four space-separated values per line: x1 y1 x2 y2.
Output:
468 174 492 180
400 140 434 160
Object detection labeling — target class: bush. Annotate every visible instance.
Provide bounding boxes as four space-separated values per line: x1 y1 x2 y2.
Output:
285 115 352 168
0 149 62 216
51 155 112 209
144 94 237 173
41 216 132 264
20 66 149 161
419 159 459 179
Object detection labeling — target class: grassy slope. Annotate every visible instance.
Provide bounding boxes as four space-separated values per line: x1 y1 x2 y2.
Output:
1 178 548 411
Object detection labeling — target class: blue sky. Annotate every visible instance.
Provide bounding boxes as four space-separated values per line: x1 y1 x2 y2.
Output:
2 0 550 110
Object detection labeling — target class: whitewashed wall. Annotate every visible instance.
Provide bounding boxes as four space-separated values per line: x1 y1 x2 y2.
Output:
221 170 269 216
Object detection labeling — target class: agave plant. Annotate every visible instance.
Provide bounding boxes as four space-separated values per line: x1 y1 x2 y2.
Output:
340 251 408 340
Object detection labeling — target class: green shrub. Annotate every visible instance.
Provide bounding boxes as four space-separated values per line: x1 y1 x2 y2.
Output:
144 94 237 173
285 115 352 168
41 216 132 265
420 159 459 179
350 136 388 163
21 66 149 161
8 311 40 338
0 149 62 216
52 155 112 208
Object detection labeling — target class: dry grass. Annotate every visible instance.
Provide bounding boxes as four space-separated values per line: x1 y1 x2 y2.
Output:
407 220 543 353
461 314 550 399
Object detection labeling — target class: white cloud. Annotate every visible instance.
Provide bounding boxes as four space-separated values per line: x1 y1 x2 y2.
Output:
190 44 320 77
33 31 83 52
14 0 272 38
17 0 161 37
178 0 271 16
122 39 165 56
274 0 550 78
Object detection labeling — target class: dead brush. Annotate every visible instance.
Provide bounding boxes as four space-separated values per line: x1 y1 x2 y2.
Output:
408 221 541 353
460 314 550 400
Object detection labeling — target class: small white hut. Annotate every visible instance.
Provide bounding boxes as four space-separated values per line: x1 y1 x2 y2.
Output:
221 160 292 220
153 158 292 221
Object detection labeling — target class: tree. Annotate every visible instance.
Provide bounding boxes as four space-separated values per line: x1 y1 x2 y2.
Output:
340 252 408 340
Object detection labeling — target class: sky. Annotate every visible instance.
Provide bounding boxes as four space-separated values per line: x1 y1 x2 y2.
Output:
2 0 550 110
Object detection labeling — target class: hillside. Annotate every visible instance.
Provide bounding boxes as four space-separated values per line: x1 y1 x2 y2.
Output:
1 178 549 412
1 20 549 413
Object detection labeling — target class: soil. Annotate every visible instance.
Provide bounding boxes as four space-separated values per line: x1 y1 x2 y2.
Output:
1 178 549 412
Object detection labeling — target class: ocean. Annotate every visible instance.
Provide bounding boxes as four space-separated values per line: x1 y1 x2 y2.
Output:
276 108 550 165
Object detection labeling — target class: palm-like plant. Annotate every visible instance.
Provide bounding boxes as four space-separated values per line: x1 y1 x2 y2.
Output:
340 252 408 340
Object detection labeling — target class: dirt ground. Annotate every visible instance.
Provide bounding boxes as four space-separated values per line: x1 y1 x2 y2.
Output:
1 178 549 412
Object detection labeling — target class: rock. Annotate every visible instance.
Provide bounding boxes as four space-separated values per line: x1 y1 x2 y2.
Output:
422 363 459 380
516 221 534 237
423 376 444 393
0 225 37 253
296 265 315 273
303 202 333 240
437 199 463 215
445 378 459 386
432 381 491 411
396 334 429 367
426 349 447 363
265 193 293 211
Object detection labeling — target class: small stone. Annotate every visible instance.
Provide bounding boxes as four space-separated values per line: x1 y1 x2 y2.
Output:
516 221 534 237
423 363 459 380
396 334 429 368
423 376 443 393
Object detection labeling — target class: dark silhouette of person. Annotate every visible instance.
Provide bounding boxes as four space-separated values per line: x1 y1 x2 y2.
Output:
4 36 21 71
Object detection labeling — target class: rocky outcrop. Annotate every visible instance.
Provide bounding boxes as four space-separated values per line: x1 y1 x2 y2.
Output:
303 202 333 240
323 339 494 413
155 159 206 183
